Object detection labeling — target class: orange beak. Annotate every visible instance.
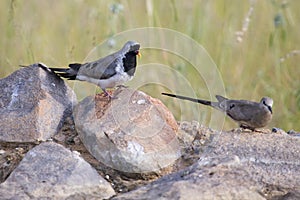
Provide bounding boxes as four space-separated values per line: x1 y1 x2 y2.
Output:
137 51 141 58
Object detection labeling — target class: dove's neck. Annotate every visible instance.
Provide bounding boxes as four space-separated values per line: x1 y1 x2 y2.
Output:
122 51 138 76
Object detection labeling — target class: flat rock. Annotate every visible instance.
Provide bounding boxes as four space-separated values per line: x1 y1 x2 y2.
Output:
0 63 76 142
114 131 300 200
0 142 116 199
74 88 181 173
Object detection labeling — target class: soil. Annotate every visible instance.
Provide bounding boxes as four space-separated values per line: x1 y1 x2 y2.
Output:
0 116 212 195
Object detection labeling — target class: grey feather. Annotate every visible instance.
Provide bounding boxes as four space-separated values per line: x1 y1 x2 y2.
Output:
162 93 273 130
48 41 140 97
77 41 140 80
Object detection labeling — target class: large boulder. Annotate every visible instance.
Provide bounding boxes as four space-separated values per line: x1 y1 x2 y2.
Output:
113 131 300 199
0 142 116 199
0 63 76 142
74 88 181 173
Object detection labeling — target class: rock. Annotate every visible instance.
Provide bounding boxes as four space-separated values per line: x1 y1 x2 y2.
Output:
0 63 76 142
113 131 300 199
74 88 181 173
0 142 116 199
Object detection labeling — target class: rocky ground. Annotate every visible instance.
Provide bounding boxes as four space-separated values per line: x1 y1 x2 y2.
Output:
1 118 300 199
0 118 210 195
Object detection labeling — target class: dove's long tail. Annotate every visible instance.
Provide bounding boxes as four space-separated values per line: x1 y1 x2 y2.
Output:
49 63 81 80
161 93 212 106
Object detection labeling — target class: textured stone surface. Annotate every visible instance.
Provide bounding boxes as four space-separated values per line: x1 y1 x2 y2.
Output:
74 88 181 173
114 131 300 200
0 63 76 142
0 142 115 199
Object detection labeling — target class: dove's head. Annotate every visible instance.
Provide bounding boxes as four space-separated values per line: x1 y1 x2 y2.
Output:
260 97 273 114
122 41 140 57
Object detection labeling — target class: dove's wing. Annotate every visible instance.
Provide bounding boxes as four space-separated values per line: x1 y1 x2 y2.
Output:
77 52 124 80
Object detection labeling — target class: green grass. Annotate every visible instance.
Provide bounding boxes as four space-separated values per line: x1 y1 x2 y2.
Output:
1 0 299 131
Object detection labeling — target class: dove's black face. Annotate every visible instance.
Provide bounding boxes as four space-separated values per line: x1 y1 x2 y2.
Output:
123 50 139 76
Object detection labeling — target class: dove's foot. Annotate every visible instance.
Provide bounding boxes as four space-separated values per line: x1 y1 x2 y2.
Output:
102 89 118 100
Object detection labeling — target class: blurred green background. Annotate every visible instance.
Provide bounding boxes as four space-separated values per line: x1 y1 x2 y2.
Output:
0 0 299 131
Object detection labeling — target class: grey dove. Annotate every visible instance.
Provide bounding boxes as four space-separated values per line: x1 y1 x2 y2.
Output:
162 93 273 130
49 41 140 98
